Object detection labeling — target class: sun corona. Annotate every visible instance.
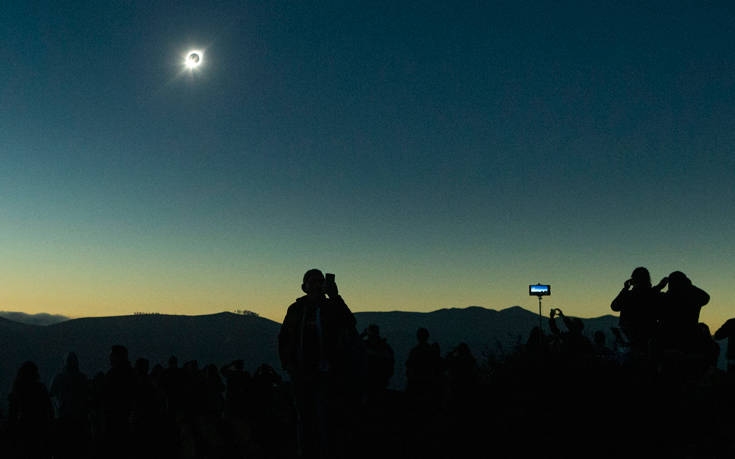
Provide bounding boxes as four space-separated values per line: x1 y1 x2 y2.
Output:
185 50 203 69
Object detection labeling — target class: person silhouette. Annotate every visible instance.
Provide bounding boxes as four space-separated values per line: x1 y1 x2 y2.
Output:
50 352 90 459
221 359 250 420
404 328 445 459
714 318 735 373
611 267 666 356
131 357 167 459
405 327 443 408
101 345 135 459
695 323 720 370
361 324 395 401
548 308 593 359
444 342 478 405
592 331 615 360
658 271 710 354
161 355 184 420
278 269 359 459
250 364 288 455
8 361 54 458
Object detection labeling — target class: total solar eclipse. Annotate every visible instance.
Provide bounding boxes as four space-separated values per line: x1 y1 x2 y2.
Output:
185 51 202 69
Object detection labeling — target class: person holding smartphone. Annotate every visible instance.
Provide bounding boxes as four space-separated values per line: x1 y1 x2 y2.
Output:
610 267 667 357
657 271 710 354
278 269 359 459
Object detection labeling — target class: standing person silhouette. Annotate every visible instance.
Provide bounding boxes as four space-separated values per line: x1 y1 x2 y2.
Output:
714 318 735 373
278 269 359 459
658 271 710 354
101 345 135 459
611 267 667 356
8 361 54 459
361 324 395 402
405 327 443 408
50 352 90 459
548 308 593 359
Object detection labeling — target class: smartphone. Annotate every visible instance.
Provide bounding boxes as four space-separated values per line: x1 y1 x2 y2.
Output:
529 284 551 296
325 273 335 286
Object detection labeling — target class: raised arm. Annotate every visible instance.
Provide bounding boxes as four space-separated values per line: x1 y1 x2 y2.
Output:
611 280 632 312
549 309 562 336
691 285 710 307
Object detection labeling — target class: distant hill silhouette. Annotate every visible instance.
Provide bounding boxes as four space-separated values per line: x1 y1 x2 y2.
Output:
0 306 619 407
0 311 69 326
0 312 281 411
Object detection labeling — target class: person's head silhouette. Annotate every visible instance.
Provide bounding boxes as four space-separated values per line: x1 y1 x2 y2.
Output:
631 267 652 288
15 361 41 386
668 271 692 292
302 268 325 298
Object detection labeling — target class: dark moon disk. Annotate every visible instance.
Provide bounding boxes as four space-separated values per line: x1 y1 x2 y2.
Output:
188 53 200 64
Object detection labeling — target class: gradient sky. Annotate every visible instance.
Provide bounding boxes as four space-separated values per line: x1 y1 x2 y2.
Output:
1 1 733 329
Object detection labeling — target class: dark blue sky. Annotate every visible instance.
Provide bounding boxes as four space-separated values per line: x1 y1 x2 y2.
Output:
1 1 733 325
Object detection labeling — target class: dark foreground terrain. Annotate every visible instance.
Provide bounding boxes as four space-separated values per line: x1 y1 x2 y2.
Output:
1 322 733 459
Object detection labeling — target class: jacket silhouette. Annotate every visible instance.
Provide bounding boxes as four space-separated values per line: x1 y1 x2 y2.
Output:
277 269 359 459
279 278 357 381
658 271 710 353
611 267 665 352
362 324 395 393
406 327 443 398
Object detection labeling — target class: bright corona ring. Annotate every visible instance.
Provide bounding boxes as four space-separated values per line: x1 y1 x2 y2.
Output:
185 50 203 69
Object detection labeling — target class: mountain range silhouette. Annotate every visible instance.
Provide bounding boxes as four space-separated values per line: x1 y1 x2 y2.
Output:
0 306 620 409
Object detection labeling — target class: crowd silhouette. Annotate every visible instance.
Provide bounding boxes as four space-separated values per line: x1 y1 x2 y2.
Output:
1 267 734 458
